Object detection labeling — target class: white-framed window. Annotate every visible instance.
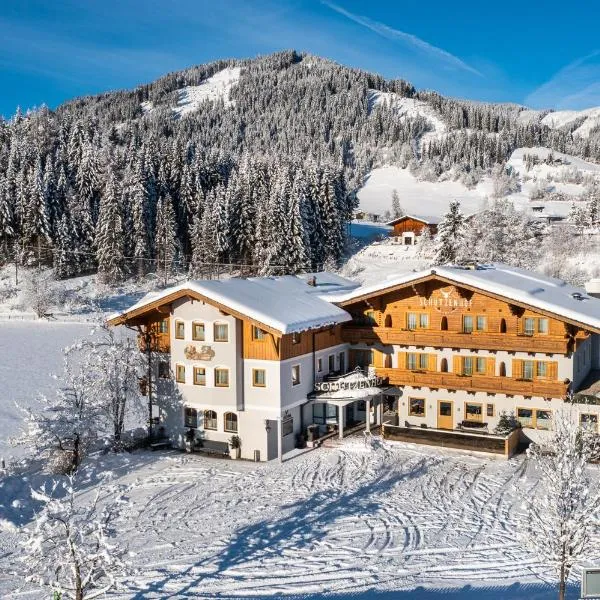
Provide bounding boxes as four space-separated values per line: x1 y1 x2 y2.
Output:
524 318 535 336
317 358 323 372
462 356 473 375
463 315 473 333
407 313 417 330
538 318 549 334
407 353 417 370
419 314 429 328
291 365 300 386
419 353 428 370
523 360 534 380
476 357 486 374
214 323 229 342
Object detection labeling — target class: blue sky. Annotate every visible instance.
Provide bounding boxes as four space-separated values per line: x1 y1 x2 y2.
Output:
1 0 599 117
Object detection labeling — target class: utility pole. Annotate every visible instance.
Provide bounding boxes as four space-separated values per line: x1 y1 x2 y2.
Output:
146 327 154 441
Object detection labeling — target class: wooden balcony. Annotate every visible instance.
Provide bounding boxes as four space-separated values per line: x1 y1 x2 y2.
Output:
342 326 569 354
376 367 569 398
137 334 170 354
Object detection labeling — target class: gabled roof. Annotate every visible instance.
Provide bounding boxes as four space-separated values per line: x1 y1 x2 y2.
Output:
385 214 442 227
324 263 600 333
108 274 354 335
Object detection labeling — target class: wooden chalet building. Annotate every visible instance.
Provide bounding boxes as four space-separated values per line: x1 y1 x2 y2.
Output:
109 263 600 460
386 214 441 245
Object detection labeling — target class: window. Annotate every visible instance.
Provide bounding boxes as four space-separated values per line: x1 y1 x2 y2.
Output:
204 410 217 430
292 332 301 345
465 403 483 421
440 358 448 372
158 361 170 379
224 412 238 433
328 354 335 372
339 352 345 373
486 403 495 417
463 356 473 376
581 413 598 432
476 357 486 374
419 353 429 370
282 417 293 437
538 318 549 334
292 365 301 386
192 322 205 341
463 315 473 333
536 409 552 430
175 320 185 339
365 310 376 325
252 326 266 341
536 361 547 378
441 316 448 331
524 317 535 336
517 408 533 428
176 364 185 383
407 313 428 330
476 316 486 331
419 314 429 328
193 367 206 386
252 368 266 387
500 318 507 333
317 358 323 372
214 323 229 342
499 361 506 377
352 349 373 370
184 407 197 428
215 368 229 387
159 319 168 334
407 353 417 370
409 398 425 416
407 313 417 330
523 360 534 380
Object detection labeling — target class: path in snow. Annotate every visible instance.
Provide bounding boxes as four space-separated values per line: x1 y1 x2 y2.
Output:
0 438 569 598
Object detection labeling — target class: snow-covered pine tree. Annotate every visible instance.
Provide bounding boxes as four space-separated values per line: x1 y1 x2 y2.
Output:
0 176 15 258
154 193 178 285
96 170 125 284
54 211 78 279
284 168 310 273
391 189 404 219
22 158 51 264
433 200 465 265
522 407 600 600
130 160 152 278
21 475 128 600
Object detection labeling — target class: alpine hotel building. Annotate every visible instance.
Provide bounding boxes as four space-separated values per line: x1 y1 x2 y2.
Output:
109 264 600 460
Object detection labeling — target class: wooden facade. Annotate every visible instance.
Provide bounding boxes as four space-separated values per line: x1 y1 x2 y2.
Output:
388 216 438 237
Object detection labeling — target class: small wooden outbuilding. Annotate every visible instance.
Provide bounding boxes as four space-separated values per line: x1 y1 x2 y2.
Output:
386 214 441 245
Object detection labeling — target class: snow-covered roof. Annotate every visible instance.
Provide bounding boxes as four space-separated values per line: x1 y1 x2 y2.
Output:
325 263 600 332
386 214 442 226
110 274 353 334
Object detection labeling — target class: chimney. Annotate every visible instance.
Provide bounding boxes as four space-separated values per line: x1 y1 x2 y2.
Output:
307 275 317 287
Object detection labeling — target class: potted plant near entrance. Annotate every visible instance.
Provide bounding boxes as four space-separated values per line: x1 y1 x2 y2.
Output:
229 435 241 460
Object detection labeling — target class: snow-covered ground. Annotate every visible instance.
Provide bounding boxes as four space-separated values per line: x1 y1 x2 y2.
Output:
358 147 600 220
174 66 241 116
1 437 588 598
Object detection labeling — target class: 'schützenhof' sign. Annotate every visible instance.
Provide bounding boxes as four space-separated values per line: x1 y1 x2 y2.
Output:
314 374 383 393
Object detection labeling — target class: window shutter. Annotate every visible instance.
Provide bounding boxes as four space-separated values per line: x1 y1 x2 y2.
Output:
453 355 461 374
547 361 558 380
397 352 407 370
512 359 523 379
428 354 437 372
486 358 495 376
373 350 383 368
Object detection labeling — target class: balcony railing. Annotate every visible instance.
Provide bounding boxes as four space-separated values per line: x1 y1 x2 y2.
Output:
342 326 569 354
376 367 569 398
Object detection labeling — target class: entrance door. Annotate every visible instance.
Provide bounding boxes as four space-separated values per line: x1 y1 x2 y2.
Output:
437 400 454 430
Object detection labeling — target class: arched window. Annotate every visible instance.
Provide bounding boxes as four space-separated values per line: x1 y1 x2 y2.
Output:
204 410 217 430
440 358 448 372
224 412 238 433
384 314 392 328
500 318 507 334
441 316 448 331
184 407 198 428
384 354 392 368
499 362 506 377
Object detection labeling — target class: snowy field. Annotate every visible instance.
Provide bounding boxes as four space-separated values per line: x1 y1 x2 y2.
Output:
1 437 588 598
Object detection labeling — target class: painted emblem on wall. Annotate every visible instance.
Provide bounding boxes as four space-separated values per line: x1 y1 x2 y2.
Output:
184 345 216 361
419 287 473 312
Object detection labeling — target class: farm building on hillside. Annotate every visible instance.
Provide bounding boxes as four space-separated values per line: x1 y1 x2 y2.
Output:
386 215 441 244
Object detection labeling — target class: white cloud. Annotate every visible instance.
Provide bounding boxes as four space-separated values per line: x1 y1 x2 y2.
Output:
525 50 600 110
321 0 482 77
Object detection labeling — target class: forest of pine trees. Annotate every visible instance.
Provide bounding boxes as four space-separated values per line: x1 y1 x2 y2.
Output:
1 49 599 284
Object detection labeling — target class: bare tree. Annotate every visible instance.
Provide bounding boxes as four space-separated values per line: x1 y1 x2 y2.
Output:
20 475 128 600
522 407 600 600
22 269 57 318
